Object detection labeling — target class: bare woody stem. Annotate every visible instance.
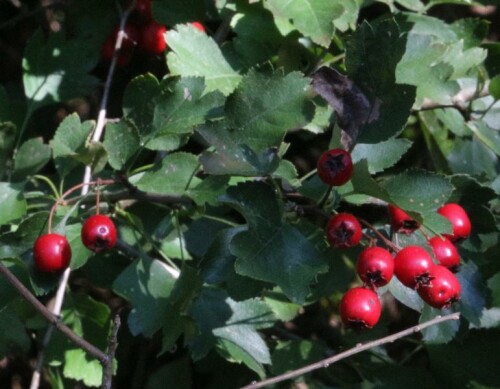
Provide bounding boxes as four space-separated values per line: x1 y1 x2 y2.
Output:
0 261 109 364
241 312 460 389
357 217 401 253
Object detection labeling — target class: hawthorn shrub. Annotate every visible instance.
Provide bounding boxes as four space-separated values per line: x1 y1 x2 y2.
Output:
0 0 500 388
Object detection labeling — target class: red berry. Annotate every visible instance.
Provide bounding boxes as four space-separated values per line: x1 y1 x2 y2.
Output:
428 236 460 272
357 246 394 288
325 213 362 249
316 148 353 186
417 265 461 309
394 246 434 289
135 0 152 20
340 287 381 329
437 203 471 243
191 22 205 32
81 215 117 253
387 204 419 234
33 234 72 273
140 21 167 54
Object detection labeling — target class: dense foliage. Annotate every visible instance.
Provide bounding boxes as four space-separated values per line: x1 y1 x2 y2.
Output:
0 0 499 388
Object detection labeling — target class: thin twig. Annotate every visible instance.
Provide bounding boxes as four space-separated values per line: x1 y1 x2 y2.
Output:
358 217 401 253
240 312 460 389
0 261 108 363
101 314 121 389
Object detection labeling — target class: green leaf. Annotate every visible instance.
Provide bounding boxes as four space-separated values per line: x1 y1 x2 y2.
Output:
188 176 230 206
50 113 94 177
488 272 500 307
113 257 177 336
456 261 486 326
387 277 424 312
350 160 391 202
225 70 314 139
351 138 412 174
23 30 99 112
427 329 500 387
145 357 192 389
271 340 327 375
0 122 16 179
447 137 499 179
63 349 103 387
381 170 453 214
13 137 51 179
64 223 91 270
489 75 500 100
199 70 313 176
0 182 27 225
103 120 140 170
150 77 225 148
0 308 30 358
420 305 459 344
136 152 199 195
166 24 242 95
264 0 339 47
222 182 328 303
189 287 274 369
346 18 416 143
264 291 302 322
468 121 500 156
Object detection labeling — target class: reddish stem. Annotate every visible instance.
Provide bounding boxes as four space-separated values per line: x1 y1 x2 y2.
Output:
357 217 401 253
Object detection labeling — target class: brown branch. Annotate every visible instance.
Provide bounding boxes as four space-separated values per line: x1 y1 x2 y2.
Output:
0 261 109 364
101 314 121 389
241 312 460 389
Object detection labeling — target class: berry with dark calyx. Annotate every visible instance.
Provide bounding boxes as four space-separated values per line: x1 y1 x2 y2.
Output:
340 287 382 329
387 204 419 234
81 215 117 253
394 245 434 289
428 236 461 272
139 21 167 54
317 148 353 186
357 246 394 288
437 203 471 243
417 265 461 309
325 213 362 249
191 22 205 32
34 234 72 273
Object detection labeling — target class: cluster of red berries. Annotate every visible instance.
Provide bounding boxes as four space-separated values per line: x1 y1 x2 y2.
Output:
316 148 470 329
101 0 205 66
33 215 117 273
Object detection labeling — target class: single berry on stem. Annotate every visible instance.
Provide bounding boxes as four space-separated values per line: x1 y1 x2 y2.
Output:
325 213 362 249
417 265 461 309
140 21 167 54
428 236 460 272
357 246 394 288
34 233 72 273
387 204 419 234
81 215 117 253
394 245 434 289
437 203 471 243
317 148 353 186
340 287 381 329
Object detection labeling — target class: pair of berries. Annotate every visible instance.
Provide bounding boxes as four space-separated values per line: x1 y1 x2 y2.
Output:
33 215 117 273
340 246 394 329
101 0 205 64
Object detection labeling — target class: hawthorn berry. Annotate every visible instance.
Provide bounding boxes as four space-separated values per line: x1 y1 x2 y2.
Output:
428 236 460 272
357 246 394 288
325 213 362 249
340 287 381 329
81 215 117 253
394 245 434 289
417 265 461 309
140 21 167 54
437 203 471 243
191 22 205 32
33 233 72 273
316 148 353 186
387 204 419 234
